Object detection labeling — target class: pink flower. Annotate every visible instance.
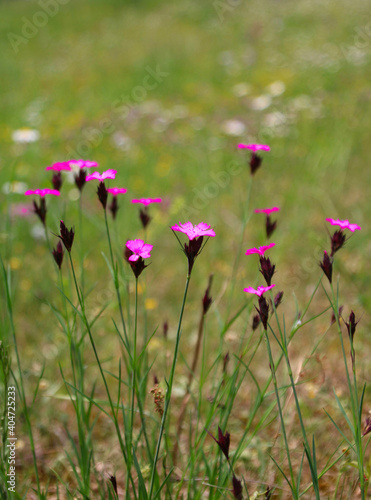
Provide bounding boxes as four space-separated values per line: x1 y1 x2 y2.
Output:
126 239 153 262
237 144 270 152
67 159 98 169
244 284 276 296
45 162 71 171
24 188 60 197
255 207 280 215
326 218 361 232
86 170 117 181
132 198 162 206
245 243 275 256
107 187 127 195
171 222 215 240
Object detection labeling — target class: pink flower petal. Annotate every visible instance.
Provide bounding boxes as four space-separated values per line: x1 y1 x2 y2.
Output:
126 239 152 260
255 207 280 215
45 162 71 171
24 189 60 197
131 198 162 206
86 170 117 182
245 243 275 256
326 218 361 232
68 159 98 169
238 144 270 152
107 187 127 195
244 284 276 296
171 221 216 240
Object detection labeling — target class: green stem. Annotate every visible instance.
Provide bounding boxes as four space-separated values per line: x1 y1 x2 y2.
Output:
148 272 191 499
67 251 137 495
263 325 298 499
0 253 41 495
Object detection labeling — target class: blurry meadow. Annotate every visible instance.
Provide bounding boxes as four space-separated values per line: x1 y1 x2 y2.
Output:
1 0 371 498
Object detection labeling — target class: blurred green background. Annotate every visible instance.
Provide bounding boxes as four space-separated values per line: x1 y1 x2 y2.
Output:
1 0 371 491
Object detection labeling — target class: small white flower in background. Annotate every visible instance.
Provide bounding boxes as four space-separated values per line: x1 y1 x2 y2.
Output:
263 112 286 128
221 119 246 136
111 131 132 151
31 224 46 241
232 82 252 97
266 81 286 96
12 128 40 144
2 181 28 194
250 95 272 111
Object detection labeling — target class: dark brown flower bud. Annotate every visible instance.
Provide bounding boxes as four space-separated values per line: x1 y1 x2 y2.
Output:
266 215 277 238
52 241 64 269
345 311 359 342
208 426 230 460
51 172 62 191
184 236 203 274
109 195 119 220
202 275 213 315
259 256 276 286
58 220 75 252
232 476 243 500
330 305 343 326
108 475 118 495
274 291 284 309
74 169 87 191
97 181 108 209
330 230 346 256
33 198 47 225
252 314 261 330
255 295 269 330
163 321 169 339
362 416 371 437
139 207 151 229
319 251 332 284
249 152 262 174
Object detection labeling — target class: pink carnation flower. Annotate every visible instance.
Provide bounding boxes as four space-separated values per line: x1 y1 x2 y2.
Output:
126 239 153 262
244 284 276 296
237 144 270 152
107 187 127 195
245 243 275 256
24 188 60 197
45 162 71 171
326 218 361 232
86 170 117 181
171 222 216 240
68 159 98 169
255 207 280 215
132 198 162 206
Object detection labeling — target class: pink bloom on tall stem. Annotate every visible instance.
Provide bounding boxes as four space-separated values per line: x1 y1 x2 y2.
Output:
107 187 127 195
245 243 275 256
68 159 98 169
171 222 215 240
25 188 60 197
255 207 280 215
237 144 270 152
132 198 162 206
126 239 153 262
86 170 117 181
45 162 71 171
244 285 275 296
326 218 361 232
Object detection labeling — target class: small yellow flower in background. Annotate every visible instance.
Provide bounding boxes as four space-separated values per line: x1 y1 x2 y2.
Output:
20 279 32 291
10 257 21 270
155 156 171 177
145 298 158 310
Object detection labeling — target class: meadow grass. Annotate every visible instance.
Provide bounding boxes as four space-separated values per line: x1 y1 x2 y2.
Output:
1 0 371 498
